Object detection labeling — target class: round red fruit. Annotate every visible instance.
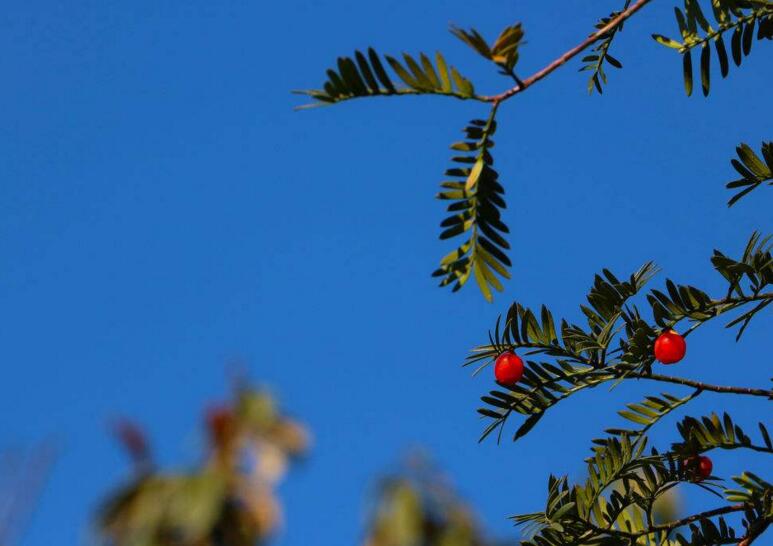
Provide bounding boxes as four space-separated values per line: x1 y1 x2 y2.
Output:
697 456 713 480
684 455 713 482
494 351 524 385
653 330 686 364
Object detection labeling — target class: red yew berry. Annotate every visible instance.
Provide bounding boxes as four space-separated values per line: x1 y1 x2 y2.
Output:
653 330 686 364
494 351 524 385
697 456 713 479
684 455 713 482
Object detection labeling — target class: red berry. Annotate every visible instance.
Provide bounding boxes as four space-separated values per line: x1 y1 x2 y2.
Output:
653 330 686 364
697 456 713 479
684 455 713 482
494 351 524 385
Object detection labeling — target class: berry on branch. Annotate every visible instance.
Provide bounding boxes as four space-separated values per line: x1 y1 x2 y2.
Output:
653 330 686 364
494 351 524 385
684 455 713 482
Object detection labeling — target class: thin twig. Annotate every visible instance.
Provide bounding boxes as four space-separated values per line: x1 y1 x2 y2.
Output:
652 503 746 533
586 503 748 540
482 0 653 103
633 372 772 398
739 518 772 546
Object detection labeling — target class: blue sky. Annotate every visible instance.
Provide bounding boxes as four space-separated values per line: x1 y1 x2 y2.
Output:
1 1 771 545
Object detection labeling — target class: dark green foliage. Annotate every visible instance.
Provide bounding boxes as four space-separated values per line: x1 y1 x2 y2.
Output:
467 262 656 373
653 0 773 96
711 231 772 297
670 517 738 545
299 5 773 544
509 414 772 545
711 231 772 339
645 280 714 327
476 232 772 544
472 234 771 442
726 141 773 206
605 390 701 442
477 362 613 443
299 5 769 301
295 48 477 106
432 108 510 302
673 413 773 455
580 0 632 94
637 232 771 341
471 263 658 441
513 437 713 545
468 262 658 367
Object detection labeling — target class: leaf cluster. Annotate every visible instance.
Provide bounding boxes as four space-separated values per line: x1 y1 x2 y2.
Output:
450 23 525 76
299 5 771 301
433 111 511 302
653 0 773 95
513 416 773 546
472 234 771 442
726 141 773 206
603 390 701 444
515 439 695 545
96 387 309 546
295 48 477 106
673 412 773 455
580 0 632 94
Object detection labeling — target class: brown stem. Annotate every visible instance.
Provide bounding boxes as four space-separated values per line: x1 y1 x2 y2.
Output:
635 373 772 398
651 503 747 533
483 0 653 103
588 503 748 540
739 519 772 546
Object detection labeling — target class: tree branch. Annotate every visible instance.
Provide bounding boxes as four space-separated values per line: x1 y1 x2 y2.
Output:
632 372 772 398
651 503 747 533
739 518 772 546
483 0 653 103
586 503 748 540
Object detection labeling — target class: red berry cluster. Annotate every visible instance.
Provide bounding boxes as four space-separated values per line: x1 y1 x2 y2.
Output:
494 351 524 385
654 329 686 364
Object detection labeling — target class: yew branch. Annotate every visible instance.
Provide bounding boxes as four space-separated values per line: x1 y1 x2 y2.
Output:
483 0 653 103
631 372 772 398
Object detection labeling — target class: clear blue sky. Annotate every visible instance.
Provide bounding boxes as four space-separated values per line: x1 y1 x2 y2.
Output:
1 1 770 545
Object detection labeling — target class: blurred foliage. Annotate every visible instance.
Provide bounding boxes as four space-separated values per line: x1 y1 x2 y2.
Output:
362 453 513 546
95 384 309 546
